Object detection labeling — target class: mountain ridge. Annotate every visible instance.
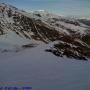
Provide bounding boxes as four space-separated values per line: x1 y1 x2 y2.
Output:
0 3 90 60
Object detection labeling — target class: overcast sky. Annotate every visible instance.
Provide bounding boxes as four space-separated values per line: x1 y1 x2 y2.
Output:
0 0 90 17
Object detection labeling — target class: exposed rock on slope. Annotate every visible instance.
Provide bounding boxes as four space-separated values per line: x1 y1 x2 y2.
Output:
0 3 90 60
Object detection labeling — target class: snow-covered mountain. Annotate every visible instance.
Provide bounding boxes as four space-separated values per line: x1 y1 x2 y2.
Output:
0 3 90 60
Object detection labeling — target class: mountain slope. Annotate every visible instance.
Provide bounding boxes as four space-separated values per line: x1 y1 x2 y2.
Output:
0 3 90 60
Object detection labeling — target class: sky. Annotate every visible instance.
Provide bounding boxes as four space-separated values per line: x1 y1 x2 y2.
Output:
0 0 90 17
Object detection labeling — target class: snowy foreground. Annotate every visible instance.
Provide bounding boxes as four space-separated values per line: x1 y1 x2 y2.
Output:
0 44 90 90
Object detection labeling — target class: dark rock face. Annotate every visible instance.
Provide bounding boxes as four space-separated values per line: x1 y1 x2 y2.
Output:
82 35 90 46
0 3 61 43
79 19 90 26
0 26 4 35
46 38 90 60
0 3 90 60
12 13 61 43
45 35 90 60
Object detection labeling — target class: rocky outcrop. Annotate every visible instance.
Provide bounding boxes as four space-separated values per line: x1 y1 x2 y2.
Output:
0 3 90 60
